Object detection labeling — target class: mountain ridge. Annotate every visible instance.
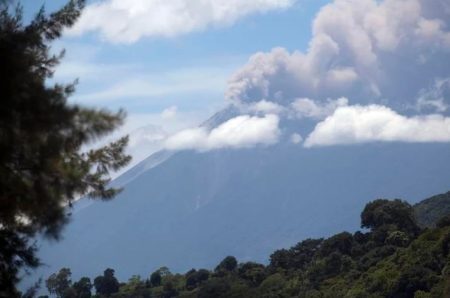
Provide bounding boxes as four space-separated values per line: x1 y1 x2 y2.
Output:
26 138 450 289
40 191 450 298
414 191 450 228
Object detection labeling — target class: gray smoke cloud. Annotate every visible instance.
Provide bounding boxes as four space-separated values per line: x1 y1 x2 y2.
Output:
226 0 450 111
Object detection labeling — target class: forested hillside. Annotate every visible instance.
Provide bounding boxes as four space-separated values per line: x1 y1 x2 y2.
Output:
38 193 450 298
414 192 450 228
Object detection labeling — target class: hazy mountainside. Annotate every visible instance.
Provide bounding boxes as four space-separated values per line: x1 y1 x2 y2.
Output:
42 197 450 298
22 105 450 290
27 133 450 289
414 192 450 228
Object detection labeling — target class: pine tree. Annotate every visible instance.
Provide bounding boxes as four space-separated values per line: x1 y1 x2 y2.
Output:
0 1 131 295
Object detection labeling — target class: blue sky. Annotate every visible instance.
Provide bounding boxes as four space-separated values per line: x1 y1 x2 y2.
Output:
26 0 330 130
22 0 450 172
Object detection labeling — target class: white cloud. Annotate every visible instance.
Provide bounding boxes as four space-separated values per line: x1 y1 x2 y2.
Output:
123 110 208 136
161 106 178 120
416 97 448 114
291 97 348 119
72 67 232 103
415 78 450 113
290 133 303 144
124 125 168 171
415 18 450 49
304 104 450 147
54 61 137 83
226 0 450 109
222 0 450 149
241 100 285 115
83 108 212 178
67 0 295 43
165 114 280 151
82 123 167 179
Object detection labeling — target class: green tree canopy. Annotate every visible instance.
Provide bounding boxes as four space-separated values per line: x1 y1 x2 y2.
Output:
215 256 238 272
72 277 92 298
45 268 72 298
0 0 130 295
94 268 120 297
361 199 420 235
149 270 162 287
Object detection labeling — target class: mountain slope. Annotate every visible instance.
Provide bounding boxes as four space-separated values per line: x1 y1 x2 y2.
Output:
40 196 450 298
414 191 450 228
27 139 450 286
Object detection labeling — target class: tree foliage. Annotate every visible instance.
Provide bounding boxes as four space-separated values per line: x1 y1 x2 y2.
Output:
361 199 420 236
45 268 72 298
94 269 120 297
149 270 162 287
72 277 92 298
45 268 92 298
215 256 238 273
0 1 130 295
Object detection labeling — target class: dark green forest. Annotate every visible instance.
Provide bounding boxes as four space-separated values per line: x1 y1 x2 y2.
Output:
36 192 450 298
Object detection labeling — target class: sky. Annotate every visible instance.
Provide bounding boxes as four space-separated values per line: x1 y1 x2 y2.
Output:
23 0 450 172
27 0 328 121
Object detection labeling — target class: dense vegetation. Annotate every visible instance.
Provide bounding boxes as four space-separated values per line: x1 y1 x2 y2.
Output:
37 194 450 298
